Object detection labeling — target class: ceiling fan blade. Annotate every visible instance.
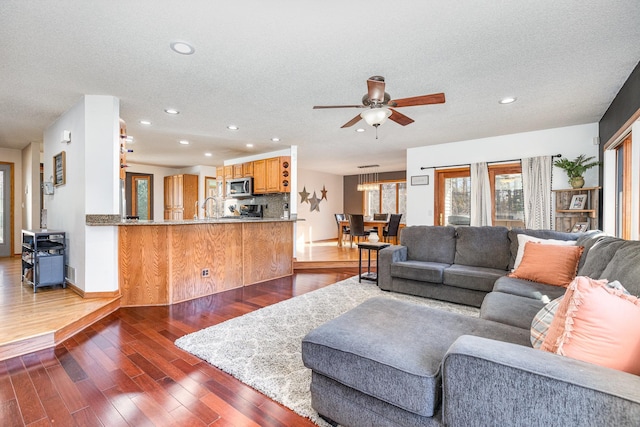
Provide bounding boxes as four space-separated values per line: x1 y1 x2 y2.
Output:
340 114 363 128
388 109 414 126
389 92 446 107
313 105 365 109
367 76 386 103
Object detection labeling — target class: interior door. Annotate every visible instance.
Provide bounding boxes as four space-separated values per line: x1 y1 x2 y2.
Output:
132 175 152 220
434 168 471 226
0 163 12 257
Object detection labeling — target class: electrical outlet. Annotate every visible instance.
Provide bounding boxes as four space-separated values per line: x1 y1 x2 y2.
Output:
201 268 210 278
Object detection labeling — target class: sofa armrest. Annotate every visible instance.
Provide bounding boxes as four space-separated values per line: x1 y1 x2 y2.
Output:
442 335 640 427
377 245 406 290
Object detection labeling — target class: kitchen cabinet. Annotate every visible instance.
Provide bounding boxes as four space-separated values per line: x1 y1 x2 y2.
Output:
253 159 267 193
233 164 243 178
253 156 291 194
224 165 233 179
22 230 66 292
243 161 253 177
553 187 600 232
164 174 198 220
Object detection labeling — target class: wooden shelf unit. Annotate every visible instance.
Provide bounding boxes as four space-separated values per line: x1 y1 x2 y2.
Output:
552 187 600 232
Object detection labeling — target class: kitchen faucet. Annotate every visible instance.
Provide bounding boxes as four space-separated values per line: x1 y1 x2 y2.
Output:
202 196 219 219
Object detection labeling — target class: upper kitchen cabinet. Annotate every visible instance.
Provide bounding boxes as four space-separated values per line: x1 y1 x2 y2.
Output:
254 156 290 194
233 164 243 178
243 162 253 177
164 174 198 220
253 159 267 193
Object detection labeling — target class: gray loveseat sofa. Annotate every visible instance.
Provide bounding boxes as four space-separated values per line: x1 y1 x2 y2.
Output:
302 226 640 426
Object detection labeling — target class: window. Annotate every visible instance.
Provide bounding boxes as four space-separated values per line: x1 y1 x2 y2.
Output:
435 168 471 226
489 163 524 229
435 163 524 227
363 181 406 220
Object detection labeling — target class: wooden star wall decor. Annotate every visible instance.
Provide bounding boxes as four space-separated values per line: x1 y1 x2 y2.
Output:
299 185 328 212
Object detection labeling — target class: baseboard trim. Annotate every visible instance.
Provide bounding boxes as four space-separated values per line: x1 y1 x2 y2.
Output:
67 282 121 299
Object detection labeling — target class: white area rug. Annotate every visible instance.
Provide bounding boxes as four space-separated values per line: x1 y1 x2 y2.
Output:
175 276 479 426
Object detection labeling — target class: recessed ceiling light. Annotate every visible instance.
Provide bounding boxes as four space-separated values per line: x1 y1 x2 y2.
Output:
227 125 239 131
139 120 152 125
499 97 517 104
356 128 365 133
246 143 254 148
204 152 212 157
164 108 180 115
170 41 195 55
271 137 280 142
179 140 189 145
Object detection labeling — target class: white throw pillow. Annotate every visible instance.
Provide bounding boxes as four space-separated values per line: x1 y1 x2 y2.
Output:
513 234 577 271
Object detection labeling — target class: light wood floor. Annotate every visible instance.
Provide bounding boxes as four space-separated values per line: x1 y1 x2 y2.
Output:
1 239 368 361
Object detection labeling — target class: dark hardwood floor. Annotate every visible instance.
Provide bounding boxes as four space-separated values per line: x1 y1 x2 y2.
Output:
0 265 360 426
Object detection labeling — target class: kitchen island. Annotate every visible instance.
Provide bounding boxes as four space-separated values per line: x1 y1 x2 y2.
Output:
87 216 295 306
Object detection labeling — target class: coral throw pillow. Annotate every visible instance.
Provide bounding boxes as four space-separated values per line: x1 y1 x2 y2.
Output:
540 276 640 375
509 242 583 287
512 234 576 271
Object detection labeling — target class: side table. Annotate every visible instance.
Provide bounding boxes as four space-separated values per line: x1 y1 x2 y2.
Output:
357 241 390 285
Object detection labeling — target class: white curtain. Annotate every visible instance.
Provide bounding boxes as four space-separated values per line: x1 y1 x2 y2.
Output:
470 162 493 226
521 156 552 229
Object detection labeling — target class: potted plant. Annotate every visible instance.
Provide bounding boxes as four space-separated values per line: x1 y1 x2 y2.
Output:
553 154 600 188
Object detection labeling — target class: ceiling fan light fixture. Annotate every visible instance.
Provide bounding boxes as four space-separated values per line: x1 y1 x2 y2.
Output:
361 107 391 127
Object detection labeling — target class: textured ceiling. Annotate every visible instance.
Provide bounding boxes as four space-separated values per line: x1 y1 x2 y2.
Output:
1 1 639 175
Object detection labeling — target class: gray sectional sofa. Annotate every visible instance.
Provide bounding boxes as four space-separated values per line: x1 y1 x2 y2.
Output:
302 226 640 426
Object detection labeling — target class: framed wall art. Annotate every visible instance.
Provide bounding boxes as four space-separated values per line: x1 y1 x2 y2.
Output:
54 151 66 186
411 175 429 186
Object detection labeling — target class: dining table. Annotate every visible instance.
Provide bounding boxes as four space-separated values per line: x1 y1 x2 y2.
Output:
337 219 389 247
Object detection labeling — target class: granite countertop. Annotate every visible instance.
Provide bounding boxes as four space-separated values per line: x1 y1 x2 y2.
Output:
86 214 300 226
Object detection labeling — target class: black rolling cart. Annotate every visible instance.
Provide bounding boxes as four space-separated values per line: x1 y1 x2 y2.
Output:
21 229 66 292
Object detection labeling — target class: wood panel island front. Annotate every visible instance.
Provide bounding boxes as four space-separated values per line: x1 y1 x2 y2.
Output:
88 217 294 306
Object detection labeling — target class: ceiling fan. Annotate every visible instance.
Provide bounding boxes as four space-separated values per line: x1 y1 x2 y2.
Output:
313 76 445 132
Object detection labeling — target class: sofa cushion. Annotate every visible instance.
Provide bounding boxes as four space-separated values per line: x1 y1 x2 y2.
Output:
576 236 625 279
598 241 640 296
390 260 449 283
443 264 507 293
480 291 547 330
508 242 583 287
401 226 457 264
530 297 562 349
575 231 608 271
492 276 566 301
302 297 529 418
454 226 510 270
508 228 580 270
541 276 640 375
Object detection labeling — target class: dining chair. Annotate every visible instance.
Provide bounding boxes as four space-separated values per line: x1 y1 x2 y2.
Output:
334 213 350 244
383 213 403 244
347 214 368 247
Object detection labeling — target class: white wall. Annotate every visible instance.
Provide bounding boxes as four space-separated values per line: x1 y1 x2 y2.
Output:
44 95 120 293
0 147 23 254
296 168 343 244
21 142 41 231
406 123 600 226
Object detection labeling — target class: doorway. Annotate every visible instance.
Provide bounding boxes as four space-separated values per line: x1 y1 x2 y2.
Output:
0 163 13 257
125 172 154 220
434 168 471 226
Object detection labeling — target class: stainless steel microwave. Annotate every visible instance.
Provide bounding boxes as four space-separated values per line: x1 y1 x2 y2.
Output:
226 177 253 198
